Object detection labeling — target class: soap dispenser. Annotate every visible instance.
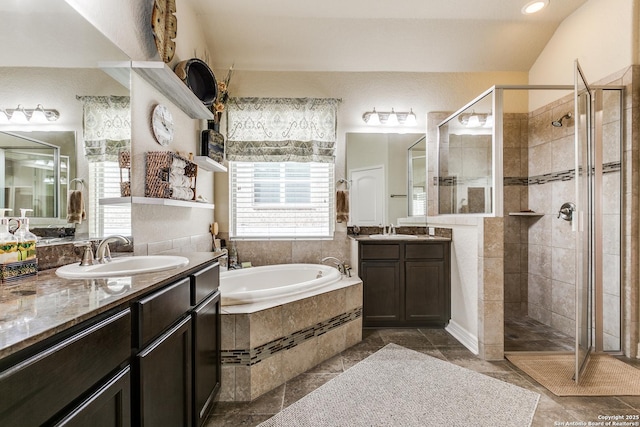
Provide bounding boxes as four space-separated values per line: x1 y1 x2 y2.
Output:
14 209 37 261
0 209 18 264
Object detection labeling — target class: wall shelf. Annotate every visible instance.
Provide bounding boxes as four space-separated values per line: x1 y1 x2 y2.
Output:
508 212 544 217
192 156 227 172
100 196 215 210
132 61 214 120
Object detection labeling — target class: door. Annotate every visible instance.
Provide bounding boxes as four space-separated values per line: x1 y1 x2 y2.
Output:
349 165 385 226
574 60 593 383
137 316 192 427
193 291 221 427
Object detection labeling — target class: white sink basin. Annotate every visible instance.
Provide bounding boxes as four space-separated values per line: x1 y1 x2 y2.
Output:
369 234 419 240
56 255 189 279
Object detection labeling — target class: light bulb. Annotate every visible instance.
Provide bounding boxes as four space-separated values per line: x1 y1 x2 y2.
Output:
10 105 29 124
367 109 380 125
387 109 399 126
467 115 481 128
30 105 48 123
522 0 548 15
405 109 417 126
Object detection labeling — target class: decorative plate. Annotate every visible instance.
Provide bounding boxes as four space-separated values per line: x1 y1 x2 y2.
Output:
151 0 177 63
151 104 174 146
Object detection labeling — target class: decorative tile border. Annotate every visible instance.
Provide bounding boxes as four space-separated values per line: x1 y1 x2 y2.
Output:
518 161 621 186
222 306 362 366
437 161 621 188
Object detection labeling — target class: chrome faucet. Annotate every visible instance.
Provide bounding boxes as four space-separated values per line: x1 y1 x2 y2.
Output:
321 256 351 277
95 235 130 264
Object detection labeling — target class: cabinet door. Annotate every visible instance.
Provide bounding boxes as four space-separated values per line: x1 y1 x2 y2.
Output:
0 309 131 426
405 260 448 325
361 261 401 326
193 291 221 427
54 367 131 427
137 316 192 427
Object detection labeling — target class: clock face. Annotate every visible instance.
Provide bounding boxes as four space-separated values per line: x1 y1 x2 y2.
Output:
151 104 174 146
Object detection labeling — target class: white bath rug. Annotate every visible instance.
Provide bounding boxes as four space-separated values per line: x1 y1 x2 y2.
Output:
258 343 540 427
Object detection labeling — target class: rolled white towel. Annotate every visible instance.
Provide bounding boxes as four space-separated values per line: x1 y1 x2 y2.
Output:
171 186 194 200
169 173 191 187
172 158 187 168
170 166 185 176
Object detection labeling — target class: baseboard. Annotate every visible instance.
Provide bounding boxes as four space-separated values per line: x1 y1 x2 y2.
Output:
446 320 479 355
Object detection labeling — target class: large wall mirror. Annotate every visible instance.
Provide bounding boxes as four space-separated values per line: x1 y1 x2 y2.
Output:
0 131 75 220
1 0 131 239
346 133 426 227
437 92 494 215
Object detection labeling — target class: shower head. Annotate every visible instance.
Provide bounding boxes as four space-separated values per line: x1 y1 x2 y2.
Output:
552 113 572 127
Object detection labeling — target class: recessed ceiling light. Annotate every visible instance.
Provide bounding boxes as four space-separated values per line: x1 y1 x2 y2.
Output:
522 0 549 15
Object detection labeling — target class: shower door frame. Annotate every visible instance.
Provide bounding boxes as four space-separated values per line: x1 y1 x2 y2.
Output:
574 61 593 383
436 83 624 363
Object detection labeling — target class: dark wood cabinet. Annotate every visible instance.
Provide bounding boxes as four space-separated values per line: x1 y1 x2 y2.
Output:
137 316 192 427
192 291 221 427
359 240 450 327
133 261 221 427
0 258 221 427
361 261 401 323
54 367 131 427
0 309 131 427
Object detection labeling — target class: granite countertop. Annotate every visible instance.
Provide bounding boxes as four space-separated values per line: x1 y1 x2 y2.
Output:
0 252 219 359
351 235 451 242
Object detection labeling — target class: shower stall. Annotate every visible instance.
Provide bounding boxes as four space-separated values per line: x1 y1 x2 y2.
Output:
436 69 624 380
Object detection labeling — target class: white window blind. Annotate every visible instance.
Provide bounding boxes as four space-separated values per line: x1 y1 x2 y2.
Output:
88 161 131 238
230 161 334 239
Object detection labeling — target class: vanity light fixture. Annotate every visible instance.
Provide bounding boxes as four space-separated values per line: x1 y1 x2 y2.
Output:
522 0 549 15
458 111 492 128
362 108 417 126
0 104 60 124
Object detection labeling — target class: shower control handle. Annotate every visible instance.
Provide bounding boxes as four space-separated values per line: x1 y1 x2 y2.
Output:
557 202 576 221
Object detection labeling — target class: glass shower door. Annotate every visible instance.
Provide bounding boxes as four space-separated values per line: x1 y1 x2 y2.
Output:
574 60 593 384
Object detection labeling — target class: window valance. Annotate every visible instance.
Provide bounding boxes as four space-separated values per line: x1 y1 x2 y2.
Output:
77 95 131 162
226 97 339 163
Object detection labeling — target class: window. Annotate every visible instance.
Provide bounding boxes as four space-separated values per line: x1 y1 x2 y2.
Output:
88 161 131 238
230 161 334 239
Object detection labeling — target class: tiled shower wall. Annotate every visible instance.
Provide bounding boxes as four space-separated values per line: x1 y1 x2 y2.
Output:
503 113 529 319
521 89 622 347
525 97 580 338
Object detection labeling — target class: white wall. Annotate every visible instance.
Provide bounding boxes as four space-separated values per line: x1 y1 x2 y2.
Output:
213 70 528 232
528 0 637 109
69 0 218 251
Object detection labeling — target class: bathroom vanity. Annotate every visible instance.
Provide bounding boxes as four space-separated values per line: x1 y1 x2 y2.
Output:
0 252 221 427
357 237 451 327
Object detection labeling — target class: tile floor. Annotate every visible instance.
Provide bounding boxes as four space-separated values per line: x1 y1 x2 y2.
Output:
206 322 640 427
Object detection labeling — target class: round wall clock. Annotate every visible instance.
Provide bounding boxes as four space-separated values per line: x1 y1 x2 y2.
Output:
151 104 174 146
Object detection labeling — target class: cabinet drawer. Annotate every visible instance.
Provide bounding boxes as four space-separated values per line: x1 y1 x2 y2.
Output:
0 309 131 426
135 278 191 348
190 262 219 306
406 243 445 260
360 244 400 260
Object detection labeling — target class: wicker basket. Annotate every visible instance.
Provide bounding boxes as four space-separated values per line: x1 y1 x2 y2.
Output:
145 151 197 200
119 150 131 197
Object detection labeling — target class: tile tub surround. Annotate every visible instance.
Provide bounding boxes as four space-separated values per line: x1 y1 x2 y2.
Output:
220 279 363 402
